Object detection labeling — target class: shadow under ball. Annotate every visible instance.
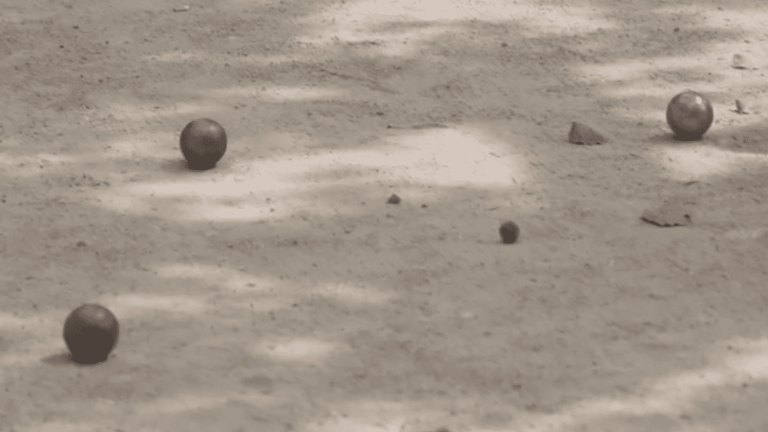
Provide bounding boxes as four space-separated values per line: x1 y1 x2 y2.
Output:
63 304 119 365
666 91 714 141
180 118 228 170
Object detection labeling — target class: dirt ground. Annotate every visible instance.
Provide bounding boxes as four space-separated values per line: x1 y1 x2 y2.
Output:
2 0 768 431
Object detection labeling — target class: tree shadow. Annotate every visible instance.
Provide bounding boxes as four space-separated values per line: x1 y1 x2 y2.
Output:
1 0 768 431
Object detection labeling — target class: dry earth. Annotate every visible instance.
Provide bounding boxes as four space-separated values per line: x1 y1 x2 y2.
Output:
1 0 768 431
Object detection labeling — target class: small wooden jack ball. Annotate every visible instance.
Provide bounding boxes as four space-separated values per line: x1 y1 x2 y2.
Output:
499 221 520 244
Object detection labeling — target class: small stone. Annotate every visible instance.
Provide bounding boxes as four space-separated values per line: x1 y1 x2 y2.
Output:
568 122 607 145
735 99 747 114
731 53 750 69
387 194 401 204
640 203 692 227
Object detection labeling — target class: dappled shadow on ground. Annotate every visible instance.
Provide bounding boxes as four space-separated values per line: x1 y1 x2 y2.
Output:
1 0 768 431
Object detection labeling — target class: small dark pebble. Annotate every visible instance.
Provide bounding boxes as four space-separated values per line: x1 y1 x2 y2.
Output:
387 194 401 204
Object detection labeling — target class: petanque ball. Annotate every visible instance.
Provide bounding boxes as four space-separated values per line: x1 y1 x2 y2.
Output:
63 303 119 365
179 118 227 170
666 91 714 141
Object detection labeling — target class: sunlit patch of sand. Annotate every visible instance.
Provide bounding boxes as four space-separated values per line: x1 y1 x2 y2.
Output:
92 125 530 222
